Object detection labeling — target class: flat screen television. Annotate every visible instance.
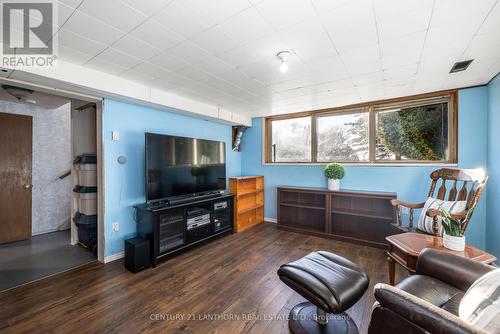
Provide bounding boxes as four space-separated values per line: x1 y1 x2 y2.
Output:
145 133 226 203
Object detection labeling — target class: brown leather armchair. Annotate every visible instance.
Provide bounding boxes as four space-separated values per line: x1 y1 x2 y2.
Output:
368 248 495 334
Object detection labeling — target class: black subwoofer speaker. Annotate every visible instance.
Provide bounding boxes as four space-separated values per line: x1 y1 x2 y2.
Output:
124 238 150 273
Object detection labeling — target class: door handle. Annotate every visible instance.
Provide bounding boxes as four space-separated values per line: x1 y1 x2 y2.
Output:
23 184 33 189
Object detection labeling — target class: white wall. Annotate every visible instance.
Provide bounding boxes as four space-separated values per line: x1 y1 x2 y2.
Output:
0 100 72 235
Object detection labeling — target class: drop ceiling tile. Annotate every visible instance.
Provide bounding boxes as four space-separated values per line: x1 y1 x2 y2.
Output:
346 59 383 76
150 72 196 90
63 9 124 45
85 57 128 75
310 0 350 13
326 23 378 53
380 30 426 67
195 57 235 75
120 68 156 84
216 46 262 68
130 62 171 79
90 47 143 69
477 3 500 35
279 19 337 62
340 44 380 67
218 7 275 45
154 1 213 39
121 0 173 16
78 0 147 33
351 72 384 86
383 63 418 80
130 19 184 51
58 29 107 56
113 35 162 60
318 0 374 31
58 45 94 64
183 0 251 25
255 0 317 30
242 33 290 60
377 5 432 42
373 0 433 21
176 66 218 83
190 26 239 55
431 0 496 27
167 40 212 64
148 51 191 71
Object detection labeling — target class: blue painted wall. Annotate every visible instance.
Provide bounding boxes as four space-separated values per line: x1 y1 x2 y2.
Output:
102 100 241 257
487 74 500 258
241 87 489 250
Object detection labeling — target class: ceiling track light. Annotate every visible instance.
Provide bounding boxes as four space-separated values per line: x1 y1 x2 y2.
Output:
276 51 290 73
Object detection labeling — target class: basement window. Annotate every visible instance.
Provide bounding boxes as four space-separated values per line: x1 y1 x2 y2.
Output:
265 91 457 164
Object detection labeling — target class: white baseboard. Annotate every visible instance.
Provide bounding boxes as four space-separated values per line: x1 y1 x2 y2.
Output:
264 217 277 223
104 251 124 263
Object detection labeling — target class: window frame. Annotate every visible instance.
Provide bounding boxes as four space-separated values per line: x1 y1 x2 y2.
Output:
264 90 458 165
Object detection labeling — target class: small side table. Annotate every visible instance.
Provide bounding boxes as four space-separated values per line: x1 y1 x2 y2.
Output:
386 232 497 285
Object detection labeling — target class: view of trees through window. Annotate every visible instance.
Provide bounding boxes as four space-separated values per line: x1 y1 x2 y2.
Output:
271 116 311 162
267 94 455 163
317 112 369 162
376 103 448 161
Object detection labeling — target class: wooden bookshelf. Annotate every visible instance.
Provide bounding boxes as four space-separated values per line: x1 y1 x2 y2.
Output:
277 186 400 248
229 176 264 233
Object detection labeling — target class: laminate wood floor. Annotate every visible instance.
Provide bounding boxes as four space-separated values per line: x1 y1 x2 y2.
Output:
0 223 407 334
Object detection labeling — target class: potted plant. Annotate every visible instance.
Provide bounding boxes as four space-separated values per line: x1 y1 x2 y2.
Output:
440 209 465 251
324 163 345 191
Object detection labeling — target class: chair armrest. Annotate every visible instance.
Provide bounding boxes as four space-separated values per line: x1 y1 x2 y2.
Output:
426 209 467 220
391 199 425 209
374 283 488 334
416 248 495 291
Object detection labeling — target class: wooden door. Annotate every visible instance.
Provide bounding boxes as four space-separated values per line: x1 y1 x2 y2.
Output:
0 112 32 243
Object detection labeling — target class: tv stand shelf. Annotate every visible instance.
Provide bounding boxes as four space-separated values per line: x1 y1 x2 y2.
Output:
135 194 234 266
277 186 399 249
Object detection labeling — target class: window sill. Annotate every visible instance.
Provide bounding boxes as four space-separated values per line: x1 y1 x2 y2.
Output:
261 162 459 167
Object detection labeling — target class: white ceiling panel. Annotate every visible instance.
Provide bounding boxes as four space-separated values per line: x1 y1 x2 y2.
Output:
167 41 212 64
62 9 124 45
78 0 147 33
154 1 213 39
218 7 275 45
190 26 240 55
129 62 171 79
376 5 433 41
120 0 173 16
129 19 184 51
58 29 107 57
148 52 191 72
255 0 317 30
50 0 500 117
89 47 142 69
183 0 251 25
58 45 94 64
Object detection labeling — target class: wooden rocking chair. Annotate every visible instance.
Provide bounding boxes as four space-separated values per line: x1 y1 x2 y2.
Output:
391 168 488 236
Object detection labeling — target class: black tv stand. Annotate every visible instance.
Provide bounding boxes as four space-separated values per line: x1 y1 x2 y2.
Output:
134 193 234 266
166 192 222 206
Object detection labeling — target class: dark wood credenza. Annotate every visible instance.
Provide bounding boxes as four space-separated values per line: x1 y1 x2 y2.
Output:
277 186 400 248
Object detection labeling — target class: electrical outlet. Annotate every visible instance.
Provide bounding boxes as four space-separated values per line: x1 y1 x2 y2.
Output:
112 131 120 141
112 222 119 232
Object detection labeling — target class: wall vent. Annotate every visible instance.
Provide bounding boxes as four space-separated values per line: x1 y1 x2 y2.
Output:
450 59 474 73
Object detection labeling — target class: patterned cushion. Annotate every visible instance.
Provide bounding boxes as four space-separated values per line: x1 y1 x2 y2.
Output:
459 269 500 332
416 197 467 235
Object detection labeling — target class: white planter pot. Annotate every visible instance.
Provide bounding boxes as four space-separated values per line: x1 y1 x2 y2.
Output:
328 179 340 191
443 233 465 251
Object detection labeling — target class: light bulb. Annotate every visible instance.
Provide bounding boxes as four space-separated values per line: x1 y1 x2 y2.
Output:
280 61 288 73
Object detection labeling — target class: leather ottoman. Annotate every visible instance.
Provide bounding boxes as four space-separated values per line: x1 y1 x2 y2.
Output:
278 251 369 334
